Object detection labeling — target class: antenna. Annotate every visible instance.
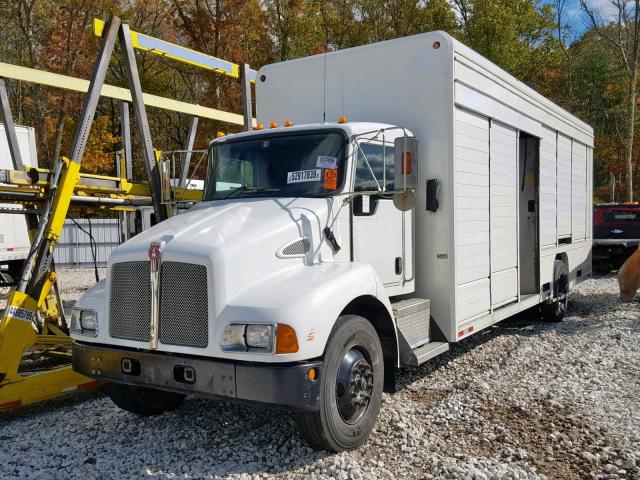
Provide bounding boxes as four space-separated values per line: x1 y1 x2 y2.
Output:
341 70 344 118
322 48 327 123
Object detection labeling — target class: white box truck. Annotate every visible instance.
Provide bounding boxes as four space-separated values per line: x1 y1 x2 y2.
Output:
0 123 38 288
71 32 593 451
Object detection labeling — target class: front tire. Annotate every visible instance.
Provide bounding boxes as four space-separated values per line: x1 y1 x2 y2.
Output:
105 383 185 416
541 259 569 322
296 315 383 452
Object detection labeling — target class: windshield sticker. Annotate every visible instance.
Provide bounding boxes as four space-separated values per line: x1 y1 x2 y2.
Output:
323 169 338 190
316 155 338 169
287 169 321 184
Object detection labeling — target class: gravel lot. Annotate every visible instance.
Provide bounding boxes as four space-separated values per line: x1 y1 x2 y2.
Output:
1 269 638 479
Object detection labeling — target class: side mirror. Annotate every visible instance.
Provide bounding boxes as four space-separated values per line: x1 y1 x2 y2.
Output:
394 136 418 190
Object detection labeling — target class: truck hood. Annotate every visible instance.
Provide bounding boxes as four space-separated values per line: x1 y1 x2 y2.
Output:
108 196 340 314
113 197 337 261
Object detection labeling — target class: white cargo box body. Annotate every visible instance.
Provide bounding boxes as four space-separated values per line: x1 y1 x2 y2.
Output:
256 31 593 342
0 123 38 263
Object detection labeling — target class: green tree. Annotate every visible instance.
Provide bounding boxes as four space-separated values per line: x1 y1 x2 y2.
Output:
580 0 640 202
452 0 557 82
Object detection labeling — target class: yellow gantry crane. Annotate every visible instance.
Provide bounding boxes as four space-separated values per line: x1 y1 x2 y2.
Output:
0 15 255 410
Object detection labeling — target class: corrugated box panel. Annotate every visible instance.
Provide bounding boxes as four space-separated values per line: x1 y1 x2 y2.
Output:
456 278 490 323
455 108 490 323
557 134 572 238
491 268 517 307
572 141 587 241
539 127 557 246
490 121 518 278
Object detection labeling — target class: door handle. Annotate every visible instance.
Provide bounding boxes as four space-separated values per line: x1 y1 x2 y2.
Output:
395 257 403 275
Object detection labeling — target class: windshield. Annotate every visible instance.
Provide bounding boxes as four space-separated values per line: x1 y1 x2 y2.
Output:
204 130 347 200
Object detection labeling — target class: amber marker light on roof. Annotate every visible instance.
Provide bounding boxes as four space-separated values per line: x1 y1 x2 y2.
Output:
338 116 348 124
270 121 279 128
216 131 225 138
255 123 264 130
284 120 294 127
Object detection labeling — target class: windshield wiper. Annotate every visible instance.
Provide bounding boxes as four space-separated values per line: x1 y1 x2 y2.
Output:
223 186 281 199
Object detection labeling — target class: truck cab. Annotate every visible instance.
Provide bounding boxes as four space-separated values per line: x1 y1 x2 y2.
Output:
72 120 422 452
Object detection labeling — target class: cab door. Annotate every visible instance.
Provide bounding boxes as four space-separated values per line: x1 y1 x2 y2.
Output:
351 140 413 293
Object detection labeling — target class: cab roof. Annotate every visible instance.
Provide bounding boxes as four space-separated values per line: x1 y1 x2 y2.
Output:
209 121 409 146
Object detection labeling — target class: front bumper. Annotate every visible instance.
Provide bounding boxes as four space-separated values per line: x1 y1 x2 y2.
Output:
73 343 322 411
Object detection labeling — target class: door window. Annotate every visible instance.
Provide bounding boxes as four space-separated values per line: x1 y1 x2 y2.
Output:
354 142 395 192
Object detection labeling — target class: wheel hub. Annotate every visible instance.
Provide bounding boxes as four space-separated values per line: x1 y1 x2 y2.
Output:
336 349 374 423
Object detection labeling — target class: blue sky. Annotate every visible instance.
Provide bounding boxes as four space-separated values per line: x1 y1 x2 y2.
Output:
540 0 621 41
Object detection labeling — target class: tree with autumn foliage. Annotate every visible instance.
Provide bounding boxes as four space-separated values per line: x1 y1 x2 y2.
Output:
0 0 634 204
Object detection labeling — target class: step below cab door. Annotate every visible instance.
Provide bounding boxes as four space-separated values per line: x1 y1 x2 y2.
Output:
351 139 413 295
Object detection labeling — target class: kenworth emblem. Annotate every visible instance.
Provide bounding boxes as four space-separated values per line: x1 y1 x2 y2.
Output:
148 241 161 272
148 241 161 349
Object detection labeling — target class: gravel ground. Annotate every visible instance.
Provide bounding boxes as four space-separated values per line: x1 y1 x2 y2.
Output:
1 269 639 480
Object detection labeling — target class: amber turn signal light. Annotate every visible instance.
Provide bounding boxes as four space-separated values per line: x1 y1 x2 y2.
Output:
402 152 412 174
275 323 299 354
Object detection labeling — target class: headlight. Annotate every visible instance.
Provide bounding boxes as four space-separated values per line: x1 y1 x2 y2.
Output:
70 308 98 337
245 324 273 349
221 323 274 352
220 324 246 350
220 323 297 353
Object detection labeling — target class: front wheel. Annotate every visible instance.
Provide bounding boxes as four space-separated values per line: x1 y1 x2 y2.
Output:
105 383 185 416
296 315 383 452
541 259 569 322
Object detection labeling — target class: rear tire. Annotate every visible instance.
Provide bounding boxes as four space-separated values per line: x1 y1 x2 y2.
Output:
296 315 383 452
541 259 569 322
105 383 185 416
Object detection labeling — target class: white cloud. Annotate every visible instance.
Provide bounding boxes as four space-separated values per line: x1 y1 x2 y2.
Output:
581 0 630 21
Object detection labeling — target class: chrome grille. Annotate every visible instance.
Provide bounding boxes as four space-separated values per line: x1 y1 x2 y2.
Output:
109 261 209 348
109 261 151 342
159 262 209 348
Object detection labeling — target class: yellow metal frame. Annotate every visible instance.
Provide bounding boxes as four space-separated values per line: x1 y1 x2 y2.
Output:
0 161 205 409
0 167 203 205
0 62 249 126
0 15 216 411
0 158 102 410
93 18 256 82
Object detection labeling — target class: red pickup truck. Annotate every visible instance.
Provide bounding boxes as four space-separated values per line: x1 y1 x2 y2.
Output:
593 204 640 270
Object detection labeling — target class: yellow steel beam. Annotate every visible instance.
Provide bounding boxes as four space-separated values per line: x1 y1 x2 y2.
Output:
0 366 99 411
36 336 73 346
0 168 203 202
0 61 248 126
93 18 258 83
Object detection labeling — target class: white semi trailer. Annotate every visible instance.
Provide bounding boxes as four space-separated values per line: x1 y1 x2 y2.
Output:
71 32 593 451
0 123 38 288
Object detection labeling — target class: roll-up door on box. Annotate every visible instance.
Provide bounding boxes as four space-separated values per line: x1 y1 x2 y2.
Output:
455 108 490 323
572 141 587 241
557 134 572 239
540 127 557 246
489 121 518 307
